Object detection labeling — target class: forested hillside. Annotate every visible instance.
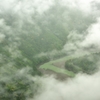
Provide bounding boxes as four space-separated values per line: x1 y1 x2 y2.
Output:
65 52 100 74
0 0 100 100
0 1 96 75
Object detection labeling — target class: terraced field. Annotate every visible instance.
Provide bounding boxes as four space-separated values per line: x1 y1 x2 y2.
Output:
39 51 100 77
39 54 80 77
40 62 75 77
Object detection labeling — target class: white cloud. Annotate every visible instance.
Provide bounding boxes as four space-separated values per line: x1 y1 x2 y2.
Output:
0 0 54 16
82 18 100 49
32 72 100 100
61 0 93 13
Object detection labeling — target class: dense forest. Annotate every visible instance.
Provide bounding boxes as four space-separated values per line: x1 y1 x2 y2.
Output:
65 52 100 74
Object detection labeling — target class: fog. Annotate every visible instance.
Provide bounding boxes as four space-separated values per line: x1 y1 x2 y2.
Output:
64 17 100 55
32 72 100 100
82 18 100 49
0 0 100 100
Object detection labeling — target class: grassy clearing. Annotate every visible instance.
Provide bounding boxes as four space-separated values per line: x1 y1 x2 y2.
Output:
39 54 84 77
49 53 86 63
39 53 89 77
40 62 75 77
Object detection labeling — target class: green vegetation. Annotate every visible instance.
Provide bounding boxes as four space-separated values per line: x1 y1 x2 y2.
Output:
40 63 75 77
65 52 100 74
40 52 100 77
0 67 40 100
65 62 82 73
0 0 100 100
